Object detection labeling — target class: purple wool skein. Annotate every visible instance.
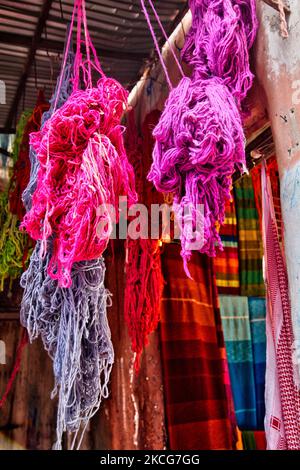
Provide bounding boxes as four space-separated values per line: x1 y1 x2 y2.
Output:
147 0 258 275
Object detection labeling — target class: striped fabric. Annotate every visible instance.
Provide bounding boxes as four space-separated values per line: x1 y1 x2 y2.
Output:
214 198 240 295
241 430 267 450
219 295 257 430
262 163 300 449
251 158 282 242
234 175 265 297
160 243 236 450
248 297 266 430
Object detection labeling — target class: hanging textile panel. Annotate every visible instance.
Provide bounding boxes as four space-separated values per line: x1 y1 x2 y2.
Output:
214 197 240 295
262 163 300 450
234 175 265 297
219 295 257 430
160 243 235 450
248 297 266 430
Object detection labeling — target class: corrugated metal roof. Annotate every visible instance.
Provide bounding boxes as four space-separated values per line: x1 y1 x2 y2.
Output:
0 0 187 129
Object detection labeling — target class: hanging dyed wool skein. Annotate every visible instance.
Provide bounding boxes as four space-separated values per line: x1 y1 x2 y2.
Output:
0 99 47 291
20 5 128 448
22 0 137 289
124 111 164 369
141 0 257 275
9 91 49 220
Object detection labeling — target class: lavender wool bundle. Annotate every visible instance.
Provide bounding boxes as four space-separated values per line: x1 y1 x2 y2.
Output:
181 0 258 104
20 16 114 449
142 0 258 274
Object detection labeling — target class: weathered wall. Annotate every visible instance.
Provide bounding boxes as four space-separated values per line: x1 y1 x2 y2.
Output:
255 0 300 371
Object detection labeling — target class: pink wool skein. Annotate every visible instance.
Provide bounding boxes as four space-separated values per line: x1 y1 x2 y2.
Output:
148 76 245 272
22 77 137 287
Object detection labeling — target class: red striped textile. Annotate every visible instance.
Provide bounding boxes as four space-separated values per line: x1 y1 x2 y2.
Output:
214 198 240 295
160 243 236 450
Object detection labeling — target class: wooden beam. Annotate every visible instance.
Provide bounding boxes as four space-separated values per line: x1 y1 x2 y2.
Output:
158 3 189 48
5 0 54 130
261 0 291 14
0 32 146 62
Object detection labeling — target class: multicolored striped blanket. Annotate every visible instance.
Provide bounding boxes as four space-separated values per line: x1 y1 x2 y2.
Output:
160 243 236 450
234 175 265 297
214 198 240 295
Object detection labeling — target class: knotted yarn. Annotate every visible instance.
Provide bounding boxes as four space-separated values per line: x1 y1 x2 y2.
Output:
20 5 120 448
21 247 113 449
11 109 32 167
0 102 44 291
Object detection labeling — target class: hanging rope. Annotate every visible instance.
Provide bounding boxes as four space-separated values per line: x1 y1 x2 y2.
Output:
278 0 289 38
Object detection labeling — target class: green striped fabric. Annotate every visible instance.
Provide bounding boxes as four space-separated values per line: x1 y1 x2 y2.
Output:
234 175 265 297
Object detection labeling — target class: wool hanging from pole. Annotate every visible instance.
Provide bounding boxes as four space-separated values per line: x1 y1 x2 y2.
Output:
20 38 114 450
0 97 47 291
142 0 258 276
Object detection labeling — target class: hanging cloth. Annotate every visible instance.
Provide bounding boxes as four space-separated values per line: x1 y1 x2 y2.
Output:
213 197 240 295
219 295 257 429
262 162 300 450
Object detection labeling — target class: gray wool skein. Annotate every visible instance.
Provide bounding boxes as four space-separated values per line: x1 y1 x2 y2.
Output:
20 34 114 450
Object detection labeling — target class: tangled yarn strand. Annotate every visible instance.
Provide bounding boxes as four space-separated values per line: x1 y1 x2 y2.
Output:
22 78 136 287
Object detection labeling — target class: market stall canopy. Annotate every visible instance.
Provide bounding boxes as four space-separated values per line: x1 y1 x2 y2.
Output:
0 0 187 131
